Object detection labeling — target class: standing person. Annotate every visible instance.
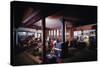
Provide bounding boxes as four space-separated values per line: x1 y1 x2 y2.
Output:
54 39 62 62
47 38 51 52
50 39 54 50
53 38 57 46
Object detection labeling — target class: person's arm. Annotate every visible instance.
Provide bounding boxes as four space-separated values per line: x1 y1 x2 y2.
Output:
54 48 62 51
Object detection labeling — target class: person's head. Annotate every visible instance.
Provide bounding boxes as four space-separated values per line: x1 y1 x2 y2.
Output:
57 39 60 43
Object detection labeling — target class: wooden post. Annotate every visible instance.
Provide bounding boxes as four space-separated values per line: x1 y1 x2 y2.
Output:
50 30 51 38
61 17 68 58
53 29 54 39
58 29 60 39
56 29 57 40
42 17 46 63
62 18 65 42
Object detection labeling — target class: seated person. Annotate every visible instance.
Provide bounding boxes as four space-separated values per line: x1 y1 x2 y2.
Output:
46 50 57 63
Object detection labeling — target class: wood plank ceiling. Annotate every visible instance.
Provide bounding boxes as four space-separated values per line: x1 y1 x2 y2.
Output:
12 1 97 29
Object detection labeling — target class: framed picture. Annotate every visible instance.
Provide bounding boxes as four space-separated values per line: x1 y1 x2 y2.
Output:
11 1 97 66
